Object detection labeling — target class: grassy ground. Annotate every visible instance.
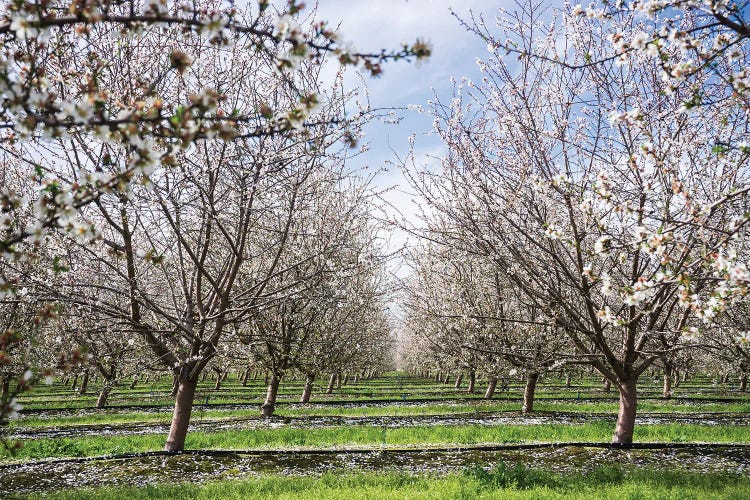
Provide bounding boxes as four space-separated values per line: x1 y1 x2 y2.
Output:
28 467 750 499
3 371 750 498
7 422 750 461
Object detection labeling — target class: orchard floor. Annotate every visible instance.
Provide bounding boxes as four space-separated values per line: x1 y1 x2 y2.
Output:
2 372 750 498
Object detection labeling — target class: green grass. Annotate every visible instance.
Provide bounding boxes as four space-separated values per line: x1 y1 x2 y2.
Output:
6 421 750 461
30 466 750 499
13 399 750 430
5 372 750 497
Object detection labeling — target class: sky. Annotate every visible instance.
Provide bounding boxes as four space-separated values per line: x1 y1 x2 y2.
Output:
313 0 501 261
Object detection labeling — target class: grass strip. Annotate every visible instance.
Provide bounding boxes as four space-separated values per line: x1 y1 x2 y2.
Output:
28 466 750 499
5 422 750 461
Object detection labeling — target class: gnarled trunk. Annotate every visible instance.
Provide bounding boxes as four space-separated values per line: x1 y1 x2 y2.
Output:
603 378 612 392
565 374 571 388
71 373 79 390
164 377 198 451
612 379 637 447
129 375 138 390
301 374 315 403
214 371 223 390
241 368 250 387
443 374 450 384
740 372 748 392
261 374 281 418
326 373 336 394
454 373 463 389
522 372 539 413
467 370 476 394
484 377 498 399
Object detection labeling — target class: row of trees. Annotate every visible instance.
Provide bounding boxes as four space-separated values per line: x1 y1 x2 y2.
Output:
400 1 750 446
0 0 422 452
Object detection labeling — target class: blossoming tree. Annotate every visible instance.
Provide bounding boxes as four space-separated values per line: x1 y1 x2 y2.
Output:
0 0 430 445
407 1 750 445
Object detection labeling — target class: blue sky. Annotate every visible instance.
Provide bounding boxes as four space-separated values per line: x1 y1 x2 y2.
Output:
314 0 500 255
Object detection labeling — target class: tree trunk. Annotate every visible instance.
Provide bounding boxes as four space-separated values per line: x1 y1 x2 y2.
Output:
336 372 342 389
214 372 223 390
603 378 612 392
96 385 111 409
129 375 138 390
722 372 730 384
467 370 476 393
343 374 349 386
164 377 198 452
663 366 673 398
612 379 638 447
522 372 539 413
261 374 281 418
171 375 179 397
326 373 336 394
1 375 10 403
242 368 250 387
740 372 748 392
353 374 359 384
301 374 314 403
484 377 498 399
71 373 79 390
454 373 463 389
565 374 571 388
79 370 90 395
